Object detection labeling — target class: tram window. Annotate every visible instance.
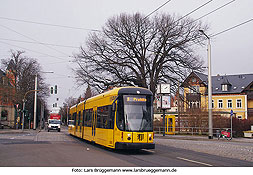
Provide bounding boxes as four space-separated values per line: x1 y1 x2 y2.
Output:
97 111 101 128
82 110 85 126
85 109 92 127
97 107 101 128
97 106 112 129
73 112 77 125
89 109 92 127
116 97 124 130
108 105 114 129
84 110 88 126
78 111 81 126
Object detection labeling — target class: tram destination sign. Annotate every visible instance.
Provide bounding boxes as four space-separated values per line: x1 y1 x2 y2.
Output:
125 96 147 102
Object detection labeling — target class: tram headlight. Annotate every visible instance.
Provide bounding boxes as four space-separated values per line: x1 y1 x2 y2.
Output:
149 134 152 141
127 134 131 140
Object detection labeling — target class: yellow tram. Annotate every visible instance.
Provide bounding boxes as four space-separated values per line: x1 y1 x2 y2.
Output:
68 87 155 149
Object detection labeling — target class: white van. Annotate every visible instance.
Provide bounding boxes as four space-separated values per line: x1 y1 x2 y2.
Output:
48 119 61 132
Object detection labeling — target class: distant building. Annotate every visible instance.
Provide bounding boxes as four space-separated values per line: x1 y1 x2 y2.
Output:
0 60 16 128
181 72 253 120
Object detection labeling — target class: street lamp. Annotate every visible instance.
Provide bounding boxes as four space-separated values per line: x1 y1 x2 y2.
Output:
199 30 213 139
33 71 53 130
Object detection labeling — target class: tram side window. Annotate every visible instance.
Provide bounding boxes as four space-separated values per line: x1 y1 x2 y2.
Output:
73 112 77 126
108 105 114 129
85 109 92 127
97 105 114 129
78 111 81 126
97 106 106 129
97 109 101 128
82 110 85 126
116 97 124 130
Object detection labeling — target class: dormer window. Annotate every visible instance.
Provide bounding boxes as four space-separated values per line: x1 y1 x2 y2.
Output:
222 84 228 91
192 77 196 83
189 85 199 93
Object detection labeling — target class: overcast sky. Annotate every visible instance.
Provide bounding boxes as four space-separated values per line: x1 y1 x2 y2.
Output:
0 0 252 110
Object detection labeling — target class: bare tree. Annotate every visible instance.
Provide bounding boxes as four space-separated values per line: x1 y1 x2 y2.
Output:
1 50 49 127
74 13 207 95
59 97 79 125
84 84 93 100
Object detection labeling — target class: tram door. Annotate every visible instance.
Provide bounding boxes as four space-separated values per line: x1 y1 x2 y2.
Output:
92 107 97 141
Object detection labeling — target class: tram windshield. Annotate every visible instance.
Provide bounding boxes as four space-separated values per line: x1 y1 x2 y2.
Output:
117 95 153 132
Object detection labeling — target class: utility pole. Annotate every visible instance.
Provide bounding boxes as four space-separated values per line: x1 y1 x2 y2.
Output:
199 30 213 139
22 99 25 131
66 104 69 126
40 103 44 130
33 74 38 130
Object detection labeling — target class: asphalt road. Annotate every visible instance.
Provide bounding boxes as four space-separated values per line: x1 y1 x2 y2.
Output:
0 127 252 167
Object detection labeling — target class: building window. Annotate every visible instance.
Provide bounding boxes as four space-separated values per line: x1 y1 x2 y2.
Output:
212 100 214 109
227 99 232 108
237 115 242 119
222 84 228 91
192 77 196 83
189 101 200 108
1 110 8 121
218 99 223 108
236 99 242 108
189 86 199 93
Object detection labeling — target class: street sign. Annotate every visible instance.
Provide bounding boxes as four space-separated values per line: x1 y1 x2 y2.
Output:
230 110 233 116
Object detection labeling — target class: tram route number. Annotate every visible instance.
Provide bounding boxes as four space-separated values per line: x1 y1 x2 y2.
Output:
137 134 144 141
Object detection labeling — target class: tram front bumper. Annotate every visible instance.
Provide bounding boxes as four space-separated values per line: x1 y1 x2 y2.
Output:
115 142 155 149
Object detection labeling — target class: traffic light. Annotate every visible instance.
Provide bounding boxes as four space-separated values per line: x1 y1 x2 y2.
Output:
55 85 57 94
50 87 54 94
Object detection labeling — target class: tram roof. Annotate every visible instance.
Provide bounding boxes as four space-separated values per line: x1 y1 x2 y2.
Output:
86 86 152 103
69 86 152 110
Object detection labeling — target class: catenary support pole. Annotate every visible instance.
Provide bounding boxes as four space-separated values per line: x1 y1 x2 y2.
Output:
33 74 38 130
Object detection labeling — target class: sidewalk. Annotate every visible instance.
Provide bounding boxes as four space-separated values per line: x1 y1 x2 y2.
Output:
155 134 253 143
1 129 253 143
0 128 40 135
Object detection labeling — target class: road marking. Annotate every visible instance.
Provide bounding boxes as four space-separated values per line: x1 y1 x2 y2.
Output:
177 157 213 167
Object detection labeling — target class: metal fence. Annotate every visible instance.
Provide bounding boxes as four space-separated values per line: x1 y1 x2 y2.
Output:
154 126 232 137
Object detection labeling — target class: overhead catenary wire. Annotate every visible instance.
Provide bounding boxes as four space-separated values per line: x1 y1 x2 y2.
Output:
191 0 236 24
211 18 253 37
174 0 213 23
0 40 71 61
44 60 74 65
0 23 70 57
143 0 173 20
0 16 101 32
0 37 80 49
0 0 235 51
